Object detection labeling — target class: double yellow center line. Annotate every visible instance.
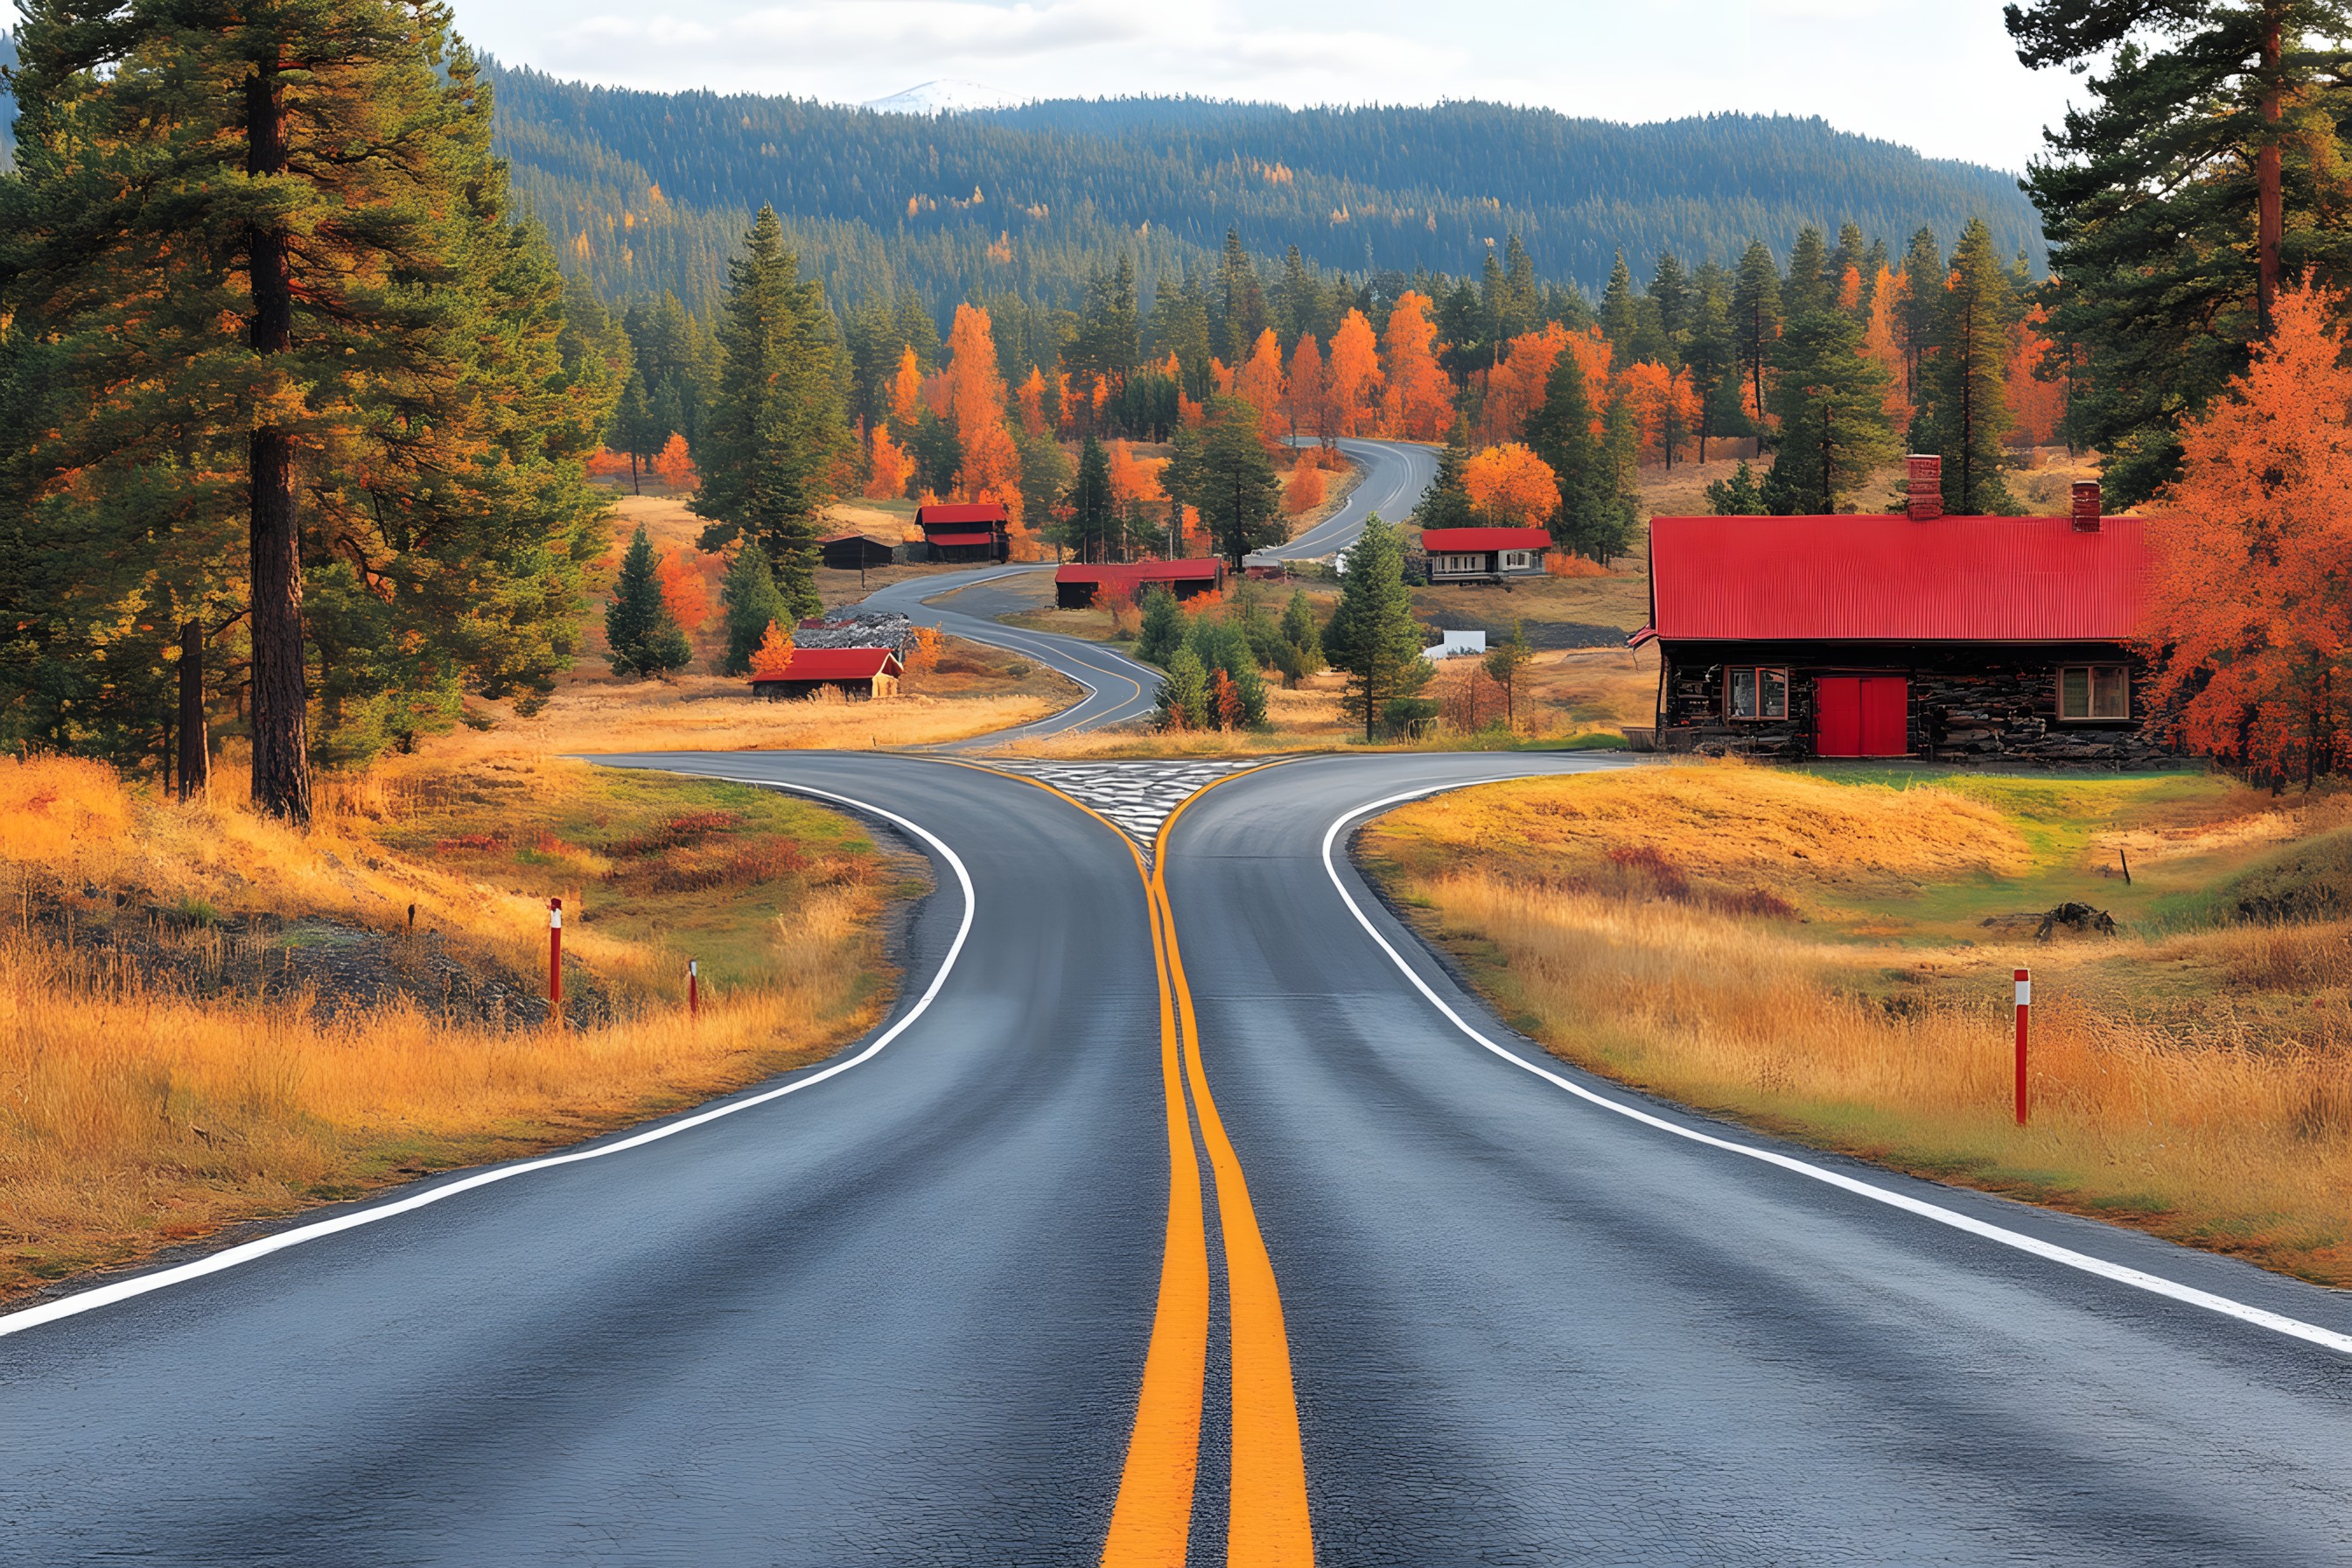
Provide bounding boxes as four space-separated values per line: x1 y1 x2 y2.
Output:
1000 766 1312 1564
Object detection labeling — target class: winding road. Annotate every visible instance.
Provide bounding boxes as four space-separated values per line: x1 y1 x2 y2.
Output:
6 428 2352 1562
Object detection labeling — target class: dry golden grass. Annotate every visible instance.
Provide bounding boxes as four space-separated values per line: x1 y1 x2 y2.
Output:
1366 767 2352 1284
0 750 906 1299
457 676 1064 758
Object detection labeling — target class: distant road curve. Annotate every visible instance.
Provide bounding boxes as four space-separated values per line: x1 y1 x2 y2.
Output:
1256 437 1439 564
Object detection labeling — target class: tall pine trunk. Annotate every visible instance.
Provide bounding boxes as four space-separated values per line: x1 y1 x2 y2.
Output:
246 52 312 824
177 619 209 802
2258 11 2284 333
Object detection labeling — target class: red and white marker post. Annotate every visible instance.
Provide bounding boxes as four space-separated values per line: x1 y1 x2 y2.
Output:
549 897 564 1023
688 958 700 1020
2012 967 2031 1125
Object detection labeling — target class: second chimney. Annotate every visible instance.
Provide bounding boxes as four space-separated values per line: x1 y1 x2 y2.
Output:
2071 480 2103 532
1906 454 1942 521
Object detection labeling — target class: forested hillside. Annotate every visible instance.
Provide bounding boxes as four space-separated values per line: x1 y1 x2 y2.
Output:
488 63 2043 314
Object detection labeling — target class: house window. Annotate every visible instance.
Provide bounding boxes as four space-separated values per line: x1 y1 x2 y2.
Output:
1726 667 1789 721
1437 553 1484 574
2058 665 2131 721
1501 550 1537 570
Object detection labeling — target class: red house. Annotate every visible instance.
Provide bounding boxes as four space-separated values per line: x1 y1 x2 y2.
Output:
749 648 903 701
1054 559 1226 609
916 502 1011 564
1635 465 2167 764
1420 526 1551 584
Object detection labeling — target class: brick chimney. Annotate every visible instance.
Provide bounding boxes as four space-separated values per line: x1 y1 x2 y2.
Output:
2070 480 2103 532
1906 454 1942 521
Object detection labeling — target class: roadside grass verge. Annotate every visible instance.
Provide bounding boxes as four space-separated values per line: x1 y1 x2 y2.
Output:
1361 762 2352 1284
0 751 919 1300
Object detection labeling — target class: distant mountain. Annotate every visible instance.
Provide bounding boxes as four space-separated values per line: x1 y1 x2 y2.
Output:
864 79 1026 116
489 66 2046 315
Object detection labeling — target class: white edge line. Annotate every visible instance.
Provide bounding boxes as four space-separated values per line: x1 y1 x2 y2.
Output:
1318 778 2352 1360
0 780 976 1340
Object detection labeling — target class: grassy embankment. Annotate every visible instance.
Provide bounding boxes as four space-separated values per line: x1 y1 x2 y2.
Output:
1362 764 2352 1283
0 749 924 1301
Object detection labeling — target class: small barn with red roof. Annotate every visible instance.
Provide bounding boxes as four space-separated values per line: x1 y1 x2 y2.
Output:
1636 464 2168 764
1420 526 1551 584
917 502 1011 564
1054 559 1226 609
749 648 903 702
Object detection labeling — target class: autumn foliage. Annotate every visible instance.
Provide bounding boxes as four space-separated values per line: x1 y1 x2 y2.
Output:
652 432 696 489
866 421 913 500
1324 309 1383 437
749 618 795 678
1463 444 1560 526
1284 458 1326 514
656 555 711 634
2141 282 2352 785
1379 291 1453 438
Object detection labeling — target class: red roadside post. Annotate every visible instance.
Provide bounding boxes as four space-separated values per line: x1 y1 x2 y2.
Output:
2013 967 2031 1125
549 897 564 1023
688 958 699 1019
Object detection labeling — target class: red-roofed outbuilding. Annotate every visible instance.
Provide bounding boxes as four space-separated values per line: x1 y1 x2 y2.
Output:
1420 526 1551 584
1636 465 2169 764
916 503 1011 564
1054 559 1225 608
749 647 903 702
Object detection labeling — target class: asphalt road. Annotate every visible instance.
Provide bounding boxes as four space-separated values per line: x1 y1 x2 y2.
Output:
1257 438 1439 564
1166 752 2352 1564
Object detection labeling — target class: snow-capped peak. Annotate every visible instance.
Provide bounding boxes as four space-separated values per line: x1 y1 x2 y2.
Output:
864 80 1024 116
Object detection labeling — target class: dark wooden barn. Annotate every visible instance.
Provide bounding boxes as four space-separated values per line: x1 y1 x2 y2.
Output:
1054 559 1226 609
1636 468 2167 765
818 533 897 571
916 503 1011 564
748 648 903 702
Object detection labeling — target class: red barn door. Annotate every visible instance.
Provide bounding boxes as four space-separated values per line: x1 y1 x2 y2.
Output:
1816 676 1908 758
1816 676 1861 757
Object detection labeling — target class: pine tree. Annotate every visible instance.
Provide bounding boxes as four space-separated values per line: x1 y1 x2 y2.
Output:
1323 516 1429 742
1600 251 1642 365
1166 396 1284 569
1416 423 1480 531
1277 589 1325 686
1782 226 1833 320
1732 242 1784 436
1684 262 1749 462
1523 352 1633 563
1483 619 1534 729
1917 217 2019 515
612 372 662 494
1897 228 1942 406
693 206 847 620
606 527 691 677
1647 250 1692 354
1059 437 1116 561
1760 309 1897 514
1705 460 1767 514
718 543 791 676
1137 586 1187 665
1156 646 1210 731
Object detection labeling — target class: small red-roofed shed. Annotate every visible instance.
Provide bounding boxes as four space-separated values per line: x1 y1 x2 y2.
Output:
1054 558 1226 609
748 647 903 702
917 503 1011 564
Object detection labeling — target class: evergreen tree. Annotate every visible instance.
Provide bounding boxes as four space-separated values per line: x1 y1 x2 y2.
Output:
718 542 791 676
1600 250 1642 364
1017 431 1071 555
2 2 610 816
1706 460 1768 514
1186 616 1270 727
1323 516 1429 742
1782 225 1833 319
1058 436 1116 561
1829 221 1868 298
1156 645 1212 731
1415 422 1480 531
1897 228 1943 407
1216 227 1270 364
1523 353 1633 563
1916 216 2018 515
693 206 847 620
1136 585 1187 665
606 526 691 677
1166 396 1285 569
1760 308 1897 514
1483 619 1534 728
1276 589 1325 686
1647 250 1692 354
2008 0 2352 504
1732 242 1784 438
612 372 662 494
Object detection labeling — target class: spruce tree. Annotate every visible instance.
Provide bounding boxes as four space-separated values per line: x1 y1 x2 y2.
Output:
1060 437 1116 561
612 372 662 494
1648 250 1692 354
1760 309 1897 514
1896 228 1943 408
1523 354 1632 563
693 206 846 620
1732 242 1784 438
1600 251 1642 363
718 542 791 676
1415 423 1479 532
1277 590 1324 686
1156 646 1211 731
1706 460 1768 514
1782 226 1834 320
1917 217 2019 515
1684 263 1749 462
1166 396 1284 569
1136 586 1187 665
1323 516 1428 742
606 527 690 678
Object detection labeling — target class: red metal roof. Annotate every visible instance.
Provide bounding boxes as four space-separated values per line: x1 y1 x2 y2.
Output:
1055 560 1225 585
749 648 902 682
917 504 1008 528
926 529 998 547
1648 514 2152 642
1419 527 1552 553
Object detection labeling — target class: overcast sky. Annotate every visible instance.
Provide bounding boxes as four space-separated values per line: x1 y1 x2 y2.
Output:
2 1 2085 172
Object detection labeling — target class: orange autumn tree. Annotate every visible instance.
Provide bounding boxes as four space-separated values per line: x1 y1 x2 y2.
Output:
2007 307 2068 450
749 618 795 678
656 555 711 634
890 346 923 427
652 433 696 489
1617 361 1701 466
1463 443 1560 525
1015 366 1053 435
1480 323 1571 444
2140 281 2352 786
1106 441 1165 511
1232 329 1287 428
1285 332 1327 444
943 303 1023 524
1284 458 1326 514
1380 291 1454 438
1863 266 1913 431
866 421 914 500
1325 309 1383 438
